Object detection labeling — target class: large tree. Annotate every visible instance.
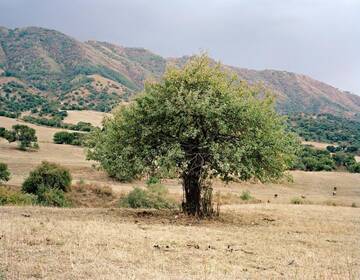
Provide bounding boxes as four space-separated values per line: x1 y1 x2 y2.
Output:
87 55 298 216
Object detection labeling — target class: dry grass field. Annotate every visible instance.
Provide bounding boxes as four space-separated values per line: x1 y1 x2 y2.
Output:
1 114 360 279
1 205 359 279
64 110 110 127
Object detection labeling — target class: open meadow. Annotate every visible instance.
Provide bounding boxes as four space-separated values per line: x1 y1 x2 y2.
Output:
1 114 360 279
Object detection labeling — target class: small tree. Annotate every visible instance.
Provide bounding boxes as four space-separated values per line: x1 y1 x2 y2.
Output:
87 55 298 216
0 162 10 184
0 125 38 150
22 161 72 195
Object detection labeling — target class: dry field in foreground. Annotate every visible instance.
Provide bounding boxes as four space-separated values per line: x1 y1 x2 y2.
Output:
0 205 359 279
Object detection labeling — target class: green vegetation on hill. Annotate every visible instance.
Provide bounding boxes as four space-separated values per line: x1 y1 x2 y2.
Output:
287 114 360 147
292 145 360 173
1 26 360 120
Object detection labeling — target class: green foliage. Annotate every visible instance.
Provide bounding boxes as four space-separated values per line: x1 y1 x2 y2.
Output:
22 161 72 195
0 187 36 206
348 163 360 173
146 176 160 186
292 146 335 171
240 190 252 201
87 55 298 182
0 163 10 183
119 184 177 209
36 186 71 207
287 114 360 147
87 55 298 216
22 116 94 131
0 124 38 150
53 131 85 146
291 197 304 205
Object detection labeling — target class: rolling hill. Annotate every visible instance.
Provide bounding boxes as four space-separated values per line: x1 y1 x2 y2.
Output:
0 26 360 118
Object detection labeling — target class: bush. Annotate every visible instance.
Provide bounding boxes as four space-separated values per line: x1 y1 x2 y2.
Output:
119 184 177 209
240 190 252 201
0 187 36 205
22 161 72 195
36 187 71 207
146 176 160 186
0 163 10 183
348 163 360 173
291 197 304 204
53 131 85 146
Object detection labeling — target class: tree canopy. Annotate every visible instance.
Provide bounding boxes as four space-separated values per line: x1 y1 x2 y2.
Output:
0 124 38 150
86 55 299 216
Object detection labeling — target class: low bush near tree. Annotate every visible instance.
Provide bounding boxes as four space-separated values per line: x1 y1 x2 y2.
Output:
22 161 72 194
119 184 177 210
22 162 72 207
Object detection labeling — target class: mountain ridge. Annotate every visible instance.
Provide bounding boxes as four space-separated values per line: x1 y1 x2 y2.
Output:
0 26 359 118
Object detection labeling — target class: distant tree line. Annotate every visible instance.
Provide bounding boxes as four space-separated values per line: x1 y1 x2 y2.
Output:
292 145 360 173
287 113 360 149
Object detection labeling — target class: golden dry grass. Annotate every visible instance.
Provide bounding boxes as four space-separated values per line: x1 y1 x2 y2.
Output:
302 141 333 150
0 205 359 279
64 110 110 127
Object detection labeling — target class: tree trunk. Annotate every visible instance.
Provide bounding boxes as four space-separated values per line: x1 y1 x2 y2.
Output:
182 162 213 217
182 170 202 215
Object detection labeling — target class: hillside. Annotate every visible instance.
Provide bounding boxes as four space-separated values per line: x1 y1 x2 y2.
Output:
0 26 360 118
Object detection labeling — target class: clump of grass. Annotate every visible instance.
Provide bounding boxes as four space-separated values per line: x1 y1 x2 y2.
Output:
119 184 177 210
240 190 252 201
291 197 304 205
351 202 357 208
324 200 337 207
0 187 36 206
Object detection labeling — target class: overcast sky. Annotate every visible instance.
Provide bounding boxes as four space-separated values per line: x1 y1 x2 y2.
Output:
0 0 359 94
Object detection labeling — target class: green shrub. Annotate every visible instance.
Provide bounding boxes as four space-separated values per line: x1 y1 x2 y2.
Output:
0 187 36 205
291 197 304 204
240 190 252 201
351 202 357 208
22 161 72 194
53 131 85 146
146 176 160 186
348 163 360 173
36 187 71 207
0 163 10 183
119 184 177 209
